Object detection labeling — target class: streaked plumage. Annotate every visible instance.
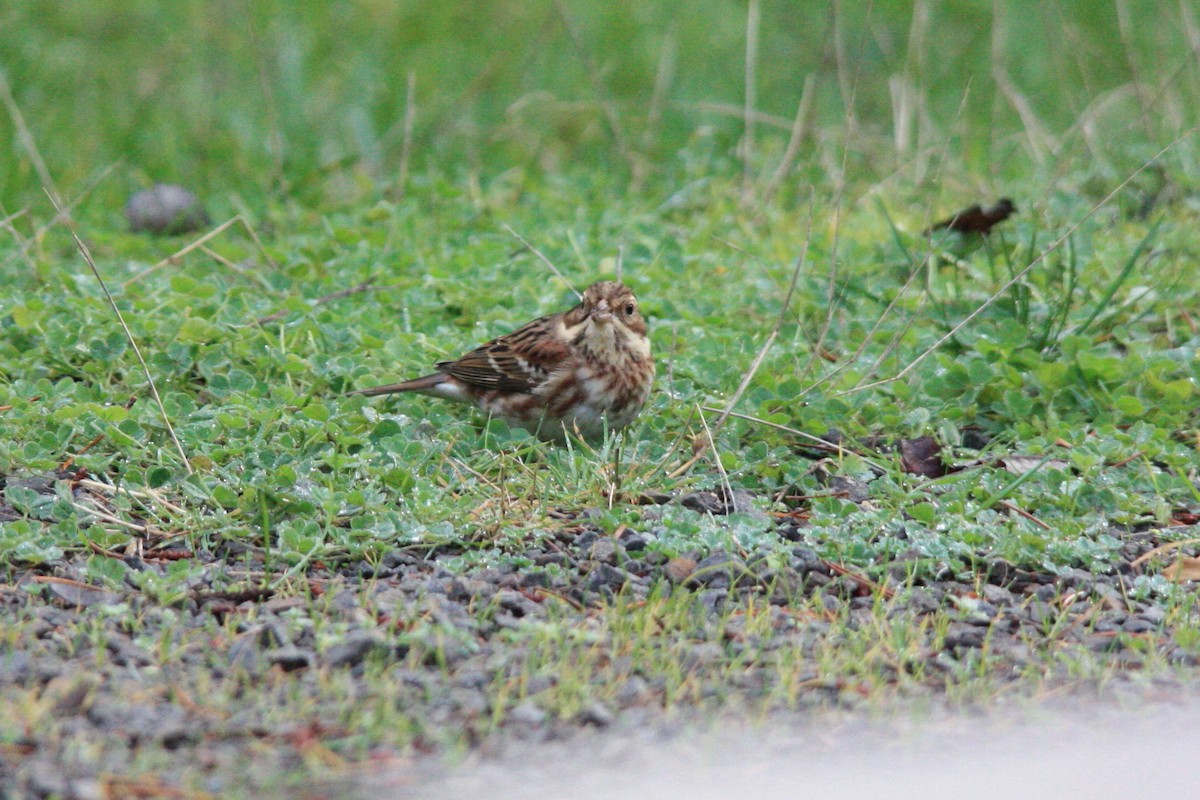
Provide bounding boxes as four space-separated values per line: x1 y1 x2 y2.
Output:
349 282 654 441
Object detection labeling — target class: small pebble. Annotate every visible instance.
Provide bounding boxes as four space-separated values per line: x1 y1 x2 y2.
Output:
125 183 210 235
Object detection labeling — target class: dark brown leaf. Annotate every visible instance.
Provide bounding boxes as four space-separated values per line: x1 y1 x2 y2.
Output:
899 436 947 478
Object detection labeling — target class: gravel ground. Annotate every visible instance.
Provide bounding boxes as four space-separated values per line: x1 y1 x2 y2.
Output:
2 486 1199 797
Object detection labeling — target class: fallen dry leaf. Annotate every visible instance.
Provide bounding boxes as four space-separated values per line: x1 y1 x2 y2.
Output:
1165 555 1200 582
1129 538 1200 570
997 455 1071 475
27 575 124 608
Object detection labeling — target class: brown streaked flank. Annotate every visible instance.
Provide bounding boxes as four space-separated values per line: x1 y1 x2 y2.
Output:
349 281 654 441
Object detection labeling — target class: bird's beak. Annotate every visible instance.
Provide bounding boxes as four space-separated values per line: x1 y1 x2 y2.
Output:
592 298 613 323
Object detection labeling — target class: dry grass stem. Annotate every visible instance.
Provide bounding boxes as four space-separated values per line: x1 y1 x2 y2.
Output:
396 70 417 199
46 190 193 474
504 224 581 298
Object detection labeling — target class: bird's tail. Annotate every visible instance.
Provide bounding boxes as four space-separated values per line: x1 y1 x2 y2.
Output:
346 373 445 397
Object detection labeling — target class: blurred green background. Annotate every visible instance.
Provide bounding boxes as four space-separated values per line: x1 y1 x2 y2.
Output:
2 0 1196 214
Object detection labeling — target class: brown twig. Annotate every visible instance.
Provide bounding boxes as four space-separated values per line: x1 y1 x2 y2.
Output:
504 225 580 298
61 396 137 470
255 277 378 325
824 559 895 600
122 214 277 287
997 500 1053 530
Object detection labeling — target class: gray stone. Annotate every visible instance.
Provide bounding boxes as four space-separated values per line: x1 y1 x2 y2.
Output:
1139 606 1167 625
1122 617 1155 634
324 631 385 668
944 623 987 649
981 584 1015 606
585 564 630 592
265 646 314 671
587 538 621 565
508 699 548 726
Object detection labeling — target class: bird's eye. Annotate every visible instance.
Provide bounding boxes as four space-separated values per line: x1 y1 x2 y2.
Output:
624 303 636 316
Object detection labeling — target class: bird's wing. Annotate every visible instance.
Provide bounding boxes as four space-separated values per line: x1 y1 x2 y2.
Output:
436 314 574 393
927 204 984 234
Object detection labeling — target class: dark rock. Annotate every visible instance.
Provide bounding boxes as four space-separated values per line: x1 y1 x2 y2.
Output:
453 668 489 689
447 577 498 602
518 571 551 589
622 559 651 577
982 557 1022 587
699 589 727 613
679 492 726 515
1089 633 1123 652
382 551 422 570
1122 617 1155 634
1034 585 1058 602
687 550 746 590
621 534 649 552
824 475 870 503
577 702 613 727
643 550 670 566
981 584 1015 606
496 589 544 618
790 548 828 574
1139 606 1167 625
265 646 314 671
587 539 621 565
804 572 832 589
1026 600 1054 626
887 548 924 581
324 631 385 668
944 622 987 649
899 436 946 478
585 564 630 592
1167 647 1199 666
1058 568 1095 590
961 428 993 450
573 530 602 551
106 635 153 667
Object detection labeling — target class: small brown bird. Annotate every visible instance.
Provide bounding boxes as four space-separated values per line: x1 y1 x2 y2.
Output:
925 198 1017 236
349 281 654 441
